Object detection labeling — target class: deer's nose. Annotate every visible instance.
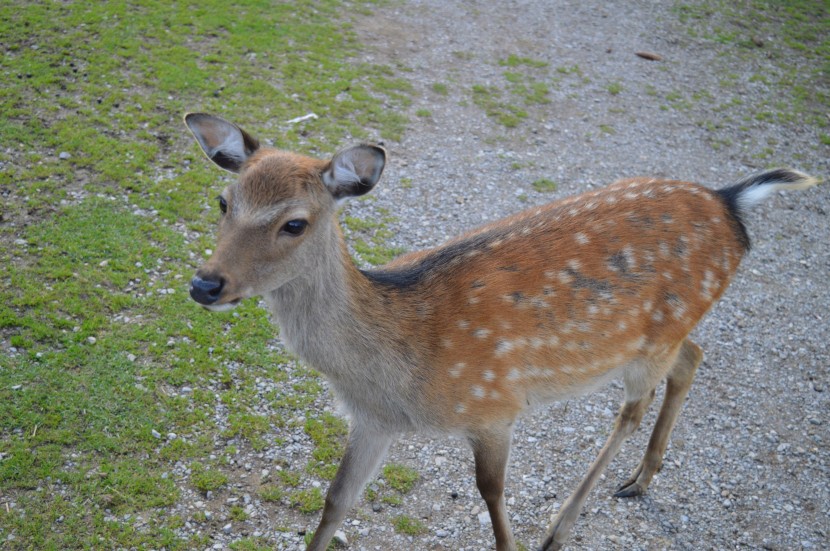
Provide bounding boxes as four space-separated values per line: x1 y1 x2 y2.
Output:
190 274 224 305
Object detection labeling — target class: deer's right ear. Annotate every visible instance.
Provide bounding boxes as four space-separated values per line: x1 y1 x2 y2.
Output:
184 113 260 173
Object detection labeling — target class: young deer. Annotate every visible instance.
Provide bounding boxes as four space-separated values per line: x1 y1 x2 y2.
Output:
184 112 819 551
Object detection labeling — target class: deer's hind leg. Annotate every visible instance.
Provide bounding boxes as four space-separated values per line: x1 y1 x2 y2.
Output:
538 345 687 551
615 338 703 498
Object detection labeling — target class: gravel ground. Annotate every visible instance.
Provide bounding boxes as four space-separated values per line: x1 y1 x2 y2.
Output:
180 2 829 550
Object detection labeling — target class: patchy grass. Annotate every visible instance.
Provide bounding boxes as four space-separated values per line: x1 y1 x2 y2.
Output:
392 514 427 536
290 487 325 515
431 82 450 95
471 84 529 128
671 0 829 131
383 463 420 494
532 178 558 193
0 0 411 548
606 81 624 95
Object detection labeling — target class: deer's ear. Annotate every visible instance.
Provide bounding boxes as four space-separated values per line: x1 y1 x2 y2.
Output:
184 113 260 173
322 144 387 200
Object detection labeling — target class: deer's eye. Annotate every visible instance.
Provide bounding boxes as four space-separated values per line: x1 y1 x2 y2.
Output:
281 219 308 236
217 195 228 214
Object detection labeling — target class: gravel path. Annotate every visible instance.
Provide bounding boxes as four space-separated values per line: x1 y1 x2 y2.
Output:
186 2 829 550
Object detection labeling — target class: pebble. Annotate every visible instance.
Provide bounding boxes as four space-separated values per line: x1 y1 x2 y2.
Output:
333 530 348 545
59 152 71 159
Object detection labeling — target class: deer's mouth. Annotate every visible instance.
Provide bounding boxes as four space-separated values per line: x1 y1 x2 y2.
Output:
201 298 241 312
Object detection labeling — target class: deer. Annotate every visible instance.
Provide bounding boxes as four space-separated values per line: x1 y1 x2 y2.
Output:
183 112 820 551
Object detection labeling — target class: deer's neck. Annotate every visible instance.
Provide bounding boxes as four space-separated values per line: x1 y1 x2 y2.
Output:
265 222 409 377
265 222 426 429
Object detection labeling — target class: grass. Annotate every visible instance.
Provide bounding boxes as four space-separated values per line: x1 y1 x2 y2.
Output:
392 514 427 536
0 1 411 548
669 0 829 133
383 464 420 494
606 81 624 95
532 178 558 193
471 84 529 128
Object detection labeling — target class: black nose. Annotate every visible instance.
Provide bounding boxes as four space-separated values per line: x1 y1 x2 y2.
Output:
190 275 224 305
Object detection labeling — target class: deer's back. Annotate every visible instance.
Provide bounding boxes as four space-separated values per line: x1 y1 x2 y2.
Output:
364 178 745 427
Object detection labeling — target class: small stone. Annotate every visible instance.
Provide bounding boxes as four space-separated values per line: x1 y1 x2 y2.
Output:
59 152 71 160
151 429 161 439
436 529 449 538
372 503 382 513
478 511 492 526
126 354 137 362
87 336 97 345
222 523 232 534
333 530 348 545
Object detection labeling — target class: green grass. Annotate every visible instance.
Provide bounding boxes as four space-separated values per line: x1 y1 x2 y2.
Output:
606 82 622 95
290 487 325 514
0 1 411 548
392 514 427 536
471 84 528 128
671 0 829 132
532 178 558 193
383 464 420 493
431 82 450 95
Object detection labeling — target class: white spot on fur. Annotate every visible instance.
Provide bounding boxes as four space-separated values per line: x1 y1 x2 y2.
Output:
473 328 491 339
575 232 590 245
629 335 646 350
455 403 466 414
530 296 550 309
671 300 688 320
458 320 470 330
482 370 496 382
506 368 522 381
471 385 485 399
449 362 466 378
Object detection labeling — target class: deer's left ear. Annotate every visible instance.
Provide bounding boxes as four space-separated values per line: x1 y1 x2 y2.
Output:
322 144 387 200
184 113 260 173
